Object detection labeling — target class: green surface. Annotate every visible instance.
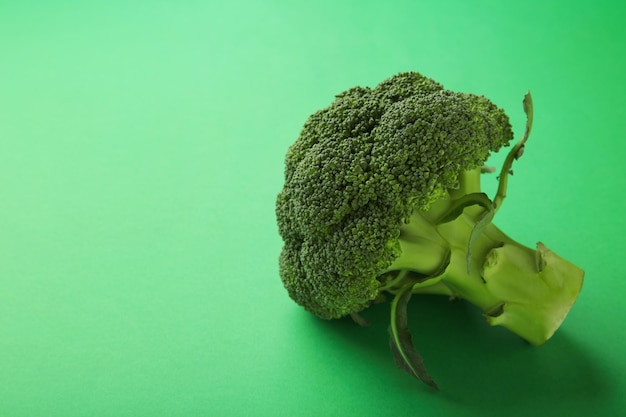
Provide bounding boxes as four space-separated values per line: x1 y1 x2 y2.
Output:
0 1 624 416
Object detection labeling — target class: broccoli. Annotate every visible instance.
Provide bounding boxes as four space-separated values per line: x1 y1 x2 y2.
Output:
275 72 584 390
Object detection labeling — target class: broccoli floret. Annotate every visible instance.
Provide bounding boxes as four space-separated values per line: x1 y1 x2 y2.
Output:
275 72 584 390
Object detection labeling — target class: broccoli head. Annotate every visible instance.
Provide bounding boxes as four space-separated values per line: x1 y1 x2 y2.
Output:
275 72 583 389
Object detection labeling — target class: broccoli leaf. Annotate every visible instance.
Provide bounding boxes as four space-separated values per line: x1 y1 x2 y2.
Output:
466 205 495 274
493 92 534 212
388 253 450 390
389 284 440 390
434 192 493 225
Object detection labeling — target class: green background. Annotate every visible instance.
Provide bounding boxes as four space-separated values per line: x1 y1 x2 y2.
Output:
1 1 624 416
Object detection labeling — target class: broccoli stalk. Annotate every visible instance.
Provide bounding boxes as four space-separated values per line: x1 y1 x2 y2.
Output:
276 72 584 390
383 169 584 388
